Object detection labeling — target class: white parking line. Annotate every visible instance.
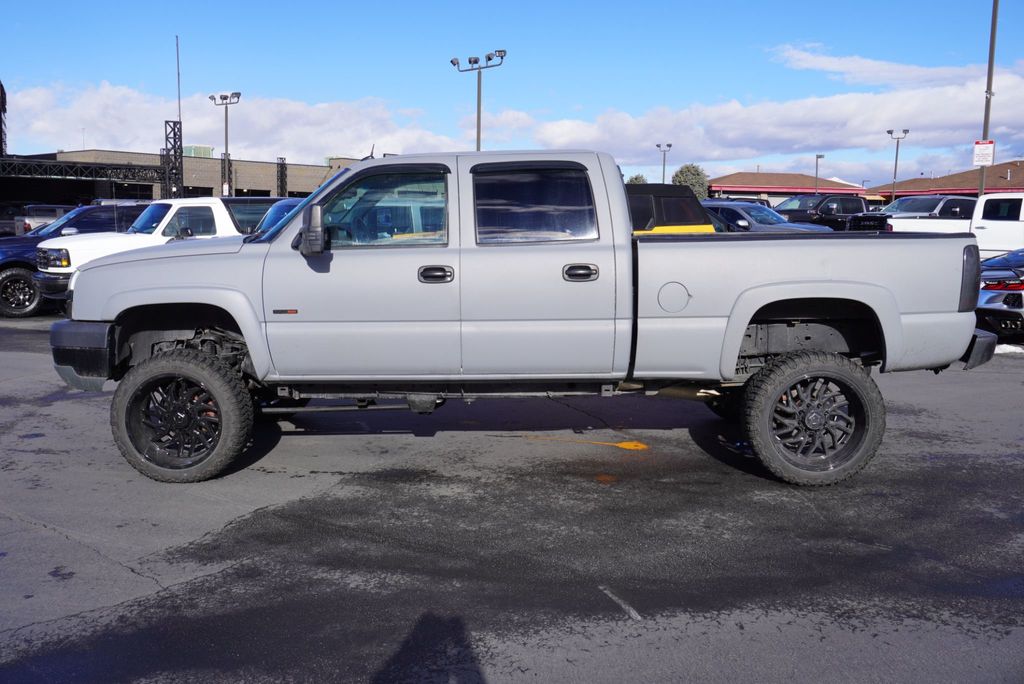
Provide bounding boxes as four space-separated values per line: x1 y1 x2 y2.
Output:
598 585 642 621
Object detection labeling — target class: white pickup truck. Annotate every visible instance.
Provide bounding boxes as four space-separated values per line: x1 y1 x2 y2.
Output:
48 150 995 487
886 192 1024 257
33 196 280 301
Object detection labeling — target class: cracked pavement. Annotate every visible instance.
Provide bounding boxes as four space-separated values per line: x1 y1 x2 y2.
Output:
1 315 1023 682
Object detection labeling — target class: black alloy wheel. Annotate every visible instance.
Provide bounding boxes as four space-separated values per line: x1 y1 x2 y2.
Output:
0 267 43 317
112 350 253 482
743 351 885 486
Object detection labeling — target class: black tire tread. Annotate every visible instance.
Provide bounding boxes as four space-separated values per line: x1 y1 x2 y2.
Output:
111 349 254 483
743 351 885 486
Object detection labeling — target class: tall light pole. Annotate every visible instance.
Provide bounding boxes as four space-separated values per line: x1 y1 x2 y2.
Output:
209 91 241 196
814 153 825 193
979 0 999 196
656 143 672 183
887 129 909 202
450 50 507 151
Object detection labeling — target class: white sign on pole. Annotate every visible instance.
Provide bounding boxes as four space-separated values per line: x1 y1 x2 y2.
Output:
973 140 995 166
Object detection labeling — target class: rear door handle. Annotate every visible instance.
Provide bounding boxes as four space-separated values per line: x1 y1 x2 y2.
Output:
563 263 599 282
418 265 455 283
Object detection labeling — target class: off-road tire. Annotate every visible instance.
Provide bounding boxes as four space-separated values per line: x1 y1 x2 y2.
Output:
743 351 885 486
0 267 43 318
111 350 254 483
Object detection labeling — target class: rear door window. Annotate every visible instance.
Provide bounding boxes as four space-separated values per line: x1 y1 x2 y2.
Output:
473 167 598 244
70 207 116 232
981 198 1022 221
839 198 863 214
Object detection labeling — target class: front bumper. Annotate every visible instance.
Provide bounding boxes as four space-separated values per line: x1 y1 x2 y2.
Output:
33 271 71 300
959 329 998 370
50 319 115 391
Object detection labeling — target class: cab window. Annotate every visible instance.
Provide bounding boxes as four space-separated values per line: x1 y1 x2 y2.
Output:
162 206 216 236
320 173 447 247
473 168 597 244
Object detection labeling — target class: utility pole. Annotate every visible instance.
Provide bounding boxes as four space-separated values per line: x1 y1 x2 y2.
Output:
656 143 672 184
979 0 999 196
450 50 507 151
887 129 909 202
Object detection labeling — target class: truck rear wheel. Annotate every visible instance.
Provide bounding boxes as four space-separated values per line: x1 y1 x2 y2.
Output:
743 351 885 486
0 267 43 318
111 350 254 482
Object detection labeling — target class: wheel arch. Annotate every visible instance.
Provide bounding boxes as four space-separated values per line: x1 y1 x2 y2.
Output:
719 283 903 380
106 290 271 378
0 259 37 272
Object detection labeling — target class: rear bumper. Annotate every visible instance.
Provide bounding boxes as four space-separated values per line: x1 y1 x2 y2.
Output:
33 271 71 300
959 329 998 370
50 319 114 391
976 308 1024 338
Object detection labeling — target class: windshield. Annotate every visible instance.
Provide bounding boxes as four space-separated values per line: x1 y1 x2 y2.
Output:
226 201 278 234
33 206 90 236
745 205 788 225
255 200 302 233
251 167 351 243
882 197 942 213
776 196 822 211
127 203 173 234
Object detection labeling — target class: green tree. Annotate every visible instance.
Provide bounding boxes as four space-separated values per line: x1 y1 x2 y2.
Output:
671 163 709 199
626 173 648 184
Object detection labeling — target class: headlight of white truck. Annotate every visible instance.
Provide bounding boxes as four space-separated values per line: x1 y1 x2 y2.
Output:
37 248 72 269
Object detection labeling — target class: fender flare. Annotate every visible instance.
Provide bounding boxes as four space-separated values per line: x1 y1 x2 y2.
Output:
102 286 273 378
719 281 903 380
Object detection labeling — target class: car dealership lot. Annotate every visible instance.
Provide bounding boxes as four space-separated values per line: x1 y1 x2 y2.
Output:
1 315 1022 682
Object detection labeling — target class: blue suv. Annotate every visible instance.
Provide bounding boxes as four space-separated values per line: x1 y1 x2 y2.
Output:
0 201 148 317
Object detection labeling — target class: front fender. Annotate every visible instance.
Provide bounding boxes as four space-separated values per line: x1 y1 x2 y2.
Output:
101 287 273 378
719 281 903 380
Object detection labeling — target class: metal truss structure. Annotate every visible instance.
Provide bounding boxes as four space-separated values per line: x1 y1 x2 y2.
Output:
0 156 163 183
1 80 7 157
277 157 287 197
161 120 184 199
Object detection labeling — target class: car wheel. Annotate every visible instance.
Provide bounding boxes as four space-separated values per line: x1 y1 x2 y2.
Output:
0 267 43 317
743 351 885 486
111 350 254 482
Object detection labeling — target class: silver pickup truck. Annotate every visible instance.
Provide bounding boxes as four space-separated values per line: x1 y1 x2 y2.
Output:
49 150 995 486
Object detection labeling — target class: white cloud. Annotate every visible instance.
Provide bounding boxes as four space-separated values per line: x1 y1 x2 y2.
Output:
8 82 460 163
772 45 987 88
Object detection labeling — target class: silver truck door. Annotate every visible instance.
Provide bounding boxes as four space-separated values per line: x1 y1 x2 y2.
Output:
262 162 461 378
457 154 617 377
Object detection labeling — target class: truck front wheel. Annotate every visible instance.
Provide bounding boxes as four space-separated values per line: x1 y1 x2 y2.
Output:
743 351 885 486
111 350 254 482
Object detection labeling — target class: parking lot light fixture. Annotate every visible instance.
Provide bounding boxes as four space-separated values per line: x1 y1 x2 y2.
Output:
815 154 825 193
656 143 672 183
887 129 909 202
210 91 242 196
450 50 507 151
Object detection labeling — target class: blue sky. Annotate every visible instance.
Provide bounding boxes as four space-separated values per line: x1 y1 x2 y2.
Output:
3 0 1022 186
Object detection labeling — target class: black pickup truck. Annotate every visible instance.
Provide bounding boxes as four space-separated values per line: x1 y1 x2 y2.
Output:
775 194 886 231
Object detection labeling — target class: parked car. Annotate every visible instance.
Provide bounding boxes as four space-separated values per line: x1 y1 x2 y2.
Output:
627 184 717 233
12 204 76 236
51 150 993 487
884 193 1024 258
34 197 282 302
975 249 1024 339
881 195 975 219
0 201 148 317
775 194 869 231
702 200 832 232
717 196 772 207
254 197 304 234
0 202 27 237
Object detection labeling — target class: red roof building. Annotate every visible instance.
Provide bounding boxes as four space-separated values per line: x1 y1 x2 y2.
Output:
708 172 864 205
868 160 1024 199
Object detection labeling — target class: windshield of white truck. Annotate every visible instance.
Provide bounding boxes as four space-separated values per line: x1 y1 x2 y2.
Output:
881 197 942 213
127 203 173 234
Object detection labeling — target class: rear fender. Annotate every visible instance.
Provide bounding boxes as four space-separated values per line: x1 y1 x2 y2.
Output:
720 282 903 380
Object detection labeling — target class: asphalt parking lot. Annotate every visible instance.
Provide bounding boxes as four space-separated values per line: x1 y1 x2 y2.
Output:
1 314 1022 683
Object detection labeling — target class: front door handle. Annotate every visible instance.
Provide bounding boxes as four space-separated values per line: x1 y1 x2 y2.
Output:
563 263 599 282
418 265 455 283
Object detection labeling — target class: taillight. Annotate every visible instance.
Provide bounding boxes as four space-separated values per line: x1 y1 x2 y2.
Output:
982 279 1024 291
885 223 893 231
22 221 30 232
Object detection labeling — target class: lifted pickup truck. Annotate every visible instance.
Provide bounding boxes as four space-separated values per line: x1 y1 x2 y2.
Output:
49 150 995 486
